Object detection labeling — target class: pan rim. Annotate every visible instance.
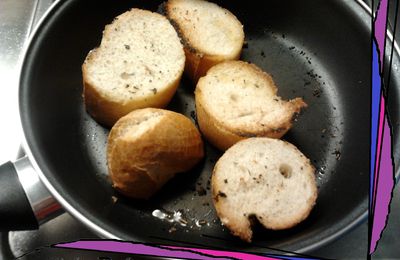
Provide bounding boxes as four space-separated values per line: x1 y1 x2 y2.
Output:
16 0 399 253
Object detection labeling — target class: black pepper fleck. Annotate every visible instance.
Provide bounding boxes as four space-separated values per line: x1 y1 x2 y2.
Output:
332 149 341 160
217 191 227 198
312 87 322 97
190 110 197 121
196 186 207 196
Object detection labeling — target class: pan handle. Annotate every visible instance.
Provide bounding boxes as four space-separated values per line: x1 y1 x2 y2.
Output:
0 156 63 231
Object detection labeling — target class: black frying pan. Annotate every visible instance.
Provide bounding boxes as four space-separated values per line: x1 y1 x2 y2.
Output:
2 0 399 255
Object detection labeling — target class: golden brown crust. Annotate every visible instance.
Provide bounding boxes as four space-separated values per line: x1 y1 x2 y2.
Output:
83 76 182 128
107 108 204 199
195 96 245 151
182 47 242 83
82 57 123 127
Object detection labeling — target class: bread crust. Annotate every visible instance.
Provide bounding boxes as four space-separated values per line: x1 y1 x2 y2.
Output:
83 55 182 127
165 0 244 82
195 61 307 151
211 138 317 242
107 108 204 199
82 9 185 127
195 97 245 151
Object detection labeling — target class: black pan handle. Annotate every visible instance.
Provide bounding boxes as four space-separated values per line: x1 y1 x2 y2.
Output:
0 157 63 231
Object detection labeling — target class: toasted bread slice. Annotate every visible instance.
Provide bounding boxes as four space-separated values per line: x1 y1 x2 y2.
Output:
107 108 204 199
83 9 185 127
212 138 317 242
164 0 244 82
195 61 306 150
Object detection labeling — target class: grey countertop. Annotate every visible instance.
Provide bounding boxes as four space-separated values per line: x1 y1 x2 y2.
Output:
0 0 399 259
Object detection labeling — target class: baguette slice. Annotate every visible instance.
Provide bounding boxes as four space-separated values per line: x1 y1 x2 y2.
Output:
107 108 204 199
212 138 317 242
195 61 306 151
164 0 244 82
83 8 185 127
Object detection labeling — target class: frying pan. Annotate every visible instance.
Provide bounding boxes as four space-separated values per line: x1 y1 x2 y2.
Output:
1 0 399 255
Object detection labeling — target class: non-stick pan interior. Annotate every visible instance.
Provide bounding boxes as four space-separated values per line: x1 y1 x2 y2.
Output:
20 0 371 253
